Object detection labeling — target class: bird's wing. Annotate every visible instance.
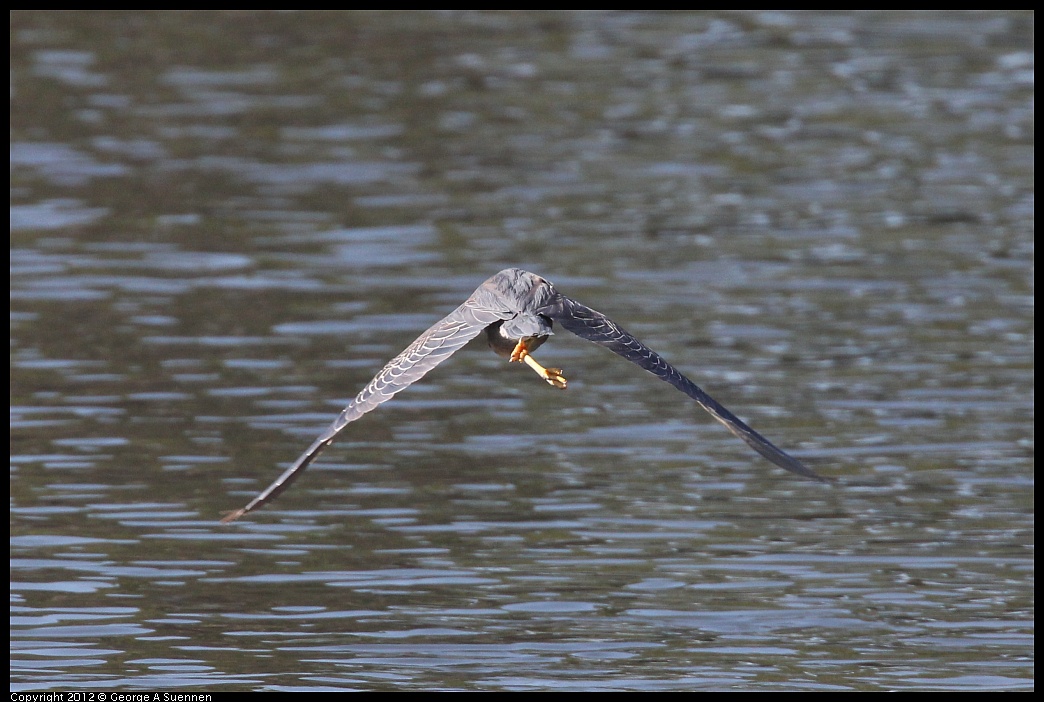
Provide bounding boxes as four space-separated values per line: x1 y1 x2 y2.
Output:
537 294 826 483
221 300 511 522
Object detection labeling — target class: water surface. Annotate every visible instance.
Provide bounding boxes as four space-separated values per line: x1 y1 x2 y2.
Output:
10 10 1033 691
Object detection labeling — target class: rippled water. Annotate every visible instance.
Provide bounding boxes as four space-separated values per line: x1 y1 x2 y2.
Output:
11 11 1033 691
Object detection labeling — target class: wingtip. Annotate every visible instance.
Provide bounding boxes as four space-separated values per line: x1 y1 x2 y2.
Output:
779 456 831 485
805 470 833 485
219 508 247 524
789 460 832 485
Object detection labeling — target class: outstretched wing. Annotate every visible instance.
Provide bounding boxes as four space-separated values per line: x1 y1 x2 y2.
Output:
537 294 826 483
221 300 511 523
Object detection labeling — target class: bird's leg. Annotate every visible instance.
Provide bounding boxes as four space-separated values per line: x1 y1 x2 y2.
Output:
510 340 568 389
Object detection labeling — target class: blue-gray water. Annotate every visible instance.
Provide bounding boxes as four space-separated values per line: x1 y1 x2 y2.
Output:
10 11 1033 691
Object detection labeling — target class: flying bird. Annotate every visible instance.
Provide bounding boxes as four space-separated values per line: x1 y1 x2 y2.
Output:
222 268 825 522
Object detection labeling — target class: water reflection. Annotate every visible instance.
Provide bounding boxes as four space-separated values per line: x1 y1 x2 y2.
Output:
11 10 1033 692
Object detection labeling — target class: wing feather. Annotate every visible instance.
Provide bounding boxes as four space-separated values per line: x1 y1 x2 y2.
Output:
538 294 826 483
221 301 509 522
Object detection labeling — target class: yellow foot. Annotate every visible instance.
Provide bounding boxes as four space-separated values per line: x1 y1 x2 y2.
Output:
522 353 568 389
509 339 527 363
541 367 568 389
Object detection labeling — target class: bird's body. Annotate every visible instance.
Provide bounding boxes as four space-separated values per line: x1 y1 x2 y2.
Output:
222 268 824 523
485 319 549 359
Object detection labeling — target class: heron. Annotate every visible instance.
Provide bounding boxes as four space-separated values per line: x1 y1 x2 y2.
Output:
221 268 825 523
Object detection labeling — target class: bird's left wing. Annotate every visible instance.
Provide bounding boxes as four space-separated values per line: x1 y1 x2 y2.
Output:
537 293 827 483
221 299 511 523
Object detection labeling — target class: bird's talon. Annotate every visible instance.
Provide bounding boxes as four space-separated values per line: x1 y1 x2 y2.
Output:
544 369 567 388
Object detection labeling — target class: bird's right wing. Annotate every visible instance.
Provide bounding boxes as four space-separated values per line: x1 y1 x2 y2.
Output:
538 294 827 483
221 299 511 523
